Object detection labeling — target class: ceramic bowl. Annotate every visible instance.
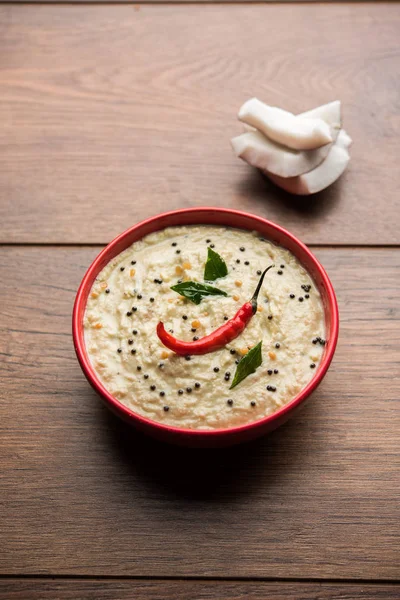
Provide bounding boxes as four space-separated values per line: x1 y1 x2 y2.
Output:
73 208 339 447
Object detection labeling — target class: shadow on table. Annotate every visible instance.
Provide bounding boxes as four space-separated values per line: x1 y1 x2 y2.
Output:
236 168 344 219
94 391 319 503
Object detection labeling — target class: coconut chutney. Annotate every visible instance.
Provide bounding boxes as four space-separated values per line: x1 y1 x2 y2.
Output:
84 226 325 430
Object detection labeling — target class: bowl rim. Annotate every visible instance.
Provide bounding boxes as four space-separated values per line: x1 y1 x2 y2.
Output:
73 207 339 439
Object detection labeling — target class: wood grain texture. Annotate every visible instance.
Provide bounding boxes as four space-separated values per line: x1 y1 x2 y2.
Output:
0 580 399 600
6 0 379 3
0 4 399 244
0 246 399 579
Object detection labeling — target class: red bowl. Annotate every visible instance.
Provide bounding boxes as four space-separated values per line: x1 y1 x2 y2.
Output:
73 208 338 447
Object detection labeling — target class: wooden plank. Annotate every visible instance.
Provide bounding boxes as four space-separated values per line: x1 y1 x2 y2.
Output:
0 580 399 600
4 0 382 3
0 246 399 579
0 4 399 244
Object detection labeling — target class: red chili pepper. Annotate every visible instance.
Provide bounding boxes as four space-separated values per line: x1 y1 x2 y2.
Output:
156 265 274 356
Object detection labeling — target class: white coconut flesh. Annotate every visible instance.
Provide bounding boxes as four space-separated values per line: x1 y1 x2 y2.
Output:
299 100 341 126
238 98 333 150
232 101 343 178
265 130 352 195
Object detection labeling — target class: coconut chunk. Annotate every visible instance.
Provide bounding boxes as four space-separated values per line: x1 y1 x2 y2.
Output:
299 100 341 128
232 100 343 177
231 130 334 178
238 98 332 150
265 130 352 195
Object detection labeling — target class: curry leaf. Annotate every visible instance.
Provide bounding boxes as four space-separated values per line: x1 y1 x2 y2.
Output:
204 247 228 281
230 341 263 389
171 281 228 305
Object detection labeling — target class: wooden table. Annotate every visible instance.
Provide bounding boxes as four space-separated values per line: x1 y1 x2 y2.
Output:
1 2 399 598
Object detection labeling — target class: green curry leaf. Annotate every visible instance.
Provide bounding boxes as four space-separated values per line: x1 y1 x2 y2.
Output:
170 281 228 305
204 247 228 281
230 341 263 389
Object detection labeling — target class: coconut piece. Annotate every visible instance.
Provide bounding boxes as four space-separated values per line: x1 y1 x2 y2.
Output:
231 128 335 178
231 131 329 178
243 100 341 133
238 98 332 150
233 101 343 178
299 100 341 127
265 130 352 195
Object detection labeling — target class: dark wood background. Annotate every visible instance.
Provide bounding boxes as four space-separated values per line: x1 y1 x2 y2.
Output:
0 3 399 599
